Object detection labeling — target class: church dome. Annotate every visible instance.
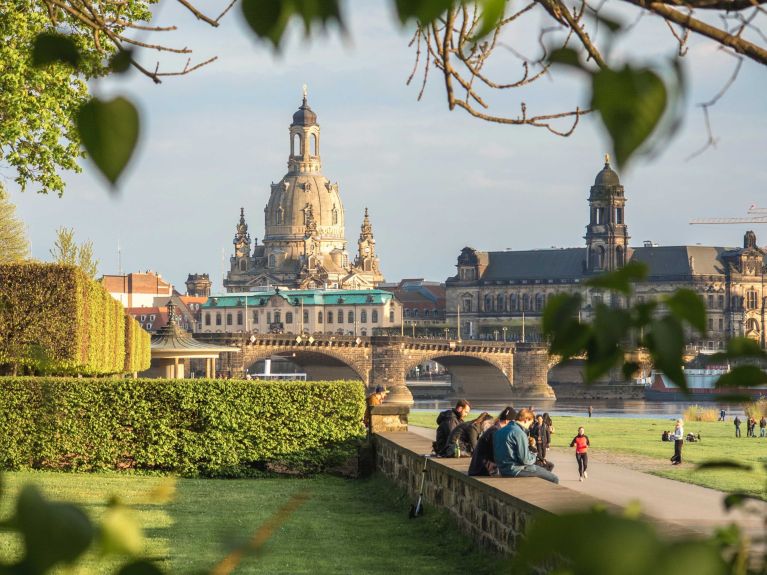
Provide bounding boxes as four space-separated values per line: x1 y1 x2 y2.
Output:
292 97 317 126
594 155 620 187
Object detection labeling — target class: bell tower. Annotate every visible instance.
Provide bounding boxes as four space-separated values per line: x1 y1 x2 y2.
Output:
288 85 321 175
585 155 630 273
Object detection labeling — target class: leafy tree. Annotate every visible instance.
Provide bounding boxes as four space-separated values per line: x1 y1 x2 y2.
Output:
0 185 29 263
50 226 99 279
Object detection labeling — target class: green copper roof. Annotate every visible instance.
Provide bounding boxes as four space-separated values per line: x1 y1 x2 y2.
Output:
202 289 395 309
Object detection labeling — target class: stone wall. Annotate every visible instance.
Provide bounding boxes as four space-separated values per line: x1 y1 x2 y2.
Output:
374 431 624 556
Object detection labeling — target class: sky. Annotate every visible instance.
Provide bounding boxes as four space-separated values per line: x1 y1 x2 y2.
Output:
9 0 767 292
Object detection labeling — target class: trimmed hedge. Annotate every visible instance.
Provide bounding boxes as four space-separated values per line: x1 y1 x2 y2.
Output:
0 378 365 476
124 315 151 374
0 263 147 375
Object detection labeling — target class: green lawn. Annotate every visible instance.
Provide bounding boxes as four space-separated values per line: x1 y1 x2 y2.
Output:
0 471 504 574
410 411 767 497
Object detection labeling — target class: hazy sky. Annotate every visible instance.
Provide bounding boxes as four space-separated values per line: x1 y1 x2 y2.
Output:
9 0 767 292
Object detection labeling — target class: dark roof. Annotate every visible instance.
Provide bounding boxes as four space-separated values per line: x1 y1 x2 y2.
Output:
482 248 586 280
629 246 729 278
292 97 317 126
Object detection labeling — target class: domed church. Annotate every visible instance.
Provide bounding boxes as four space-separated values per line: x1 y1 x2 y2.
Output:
224 89 385 292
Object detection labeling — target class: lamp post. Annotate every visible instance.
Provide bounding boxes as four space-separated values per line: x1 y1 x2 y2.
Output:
494 329 499 341
444 327 449 340
411 320 416 338
502 326 507 342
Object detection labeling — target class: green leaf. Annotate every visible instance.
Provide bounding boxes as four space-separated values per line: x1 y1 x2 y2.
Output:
76 97 140 186
542 293 588 358
716 365 767 389
395 0 453 23
16 485 94 572
585 262 648 295
696 460 753 471
622 361 640 380
653 540 728 575
100 505 144 556
110 49 134 74
241 0 293 48
591 65 667 169
584 306 631 382
293 0 343 34
724 337 766 358
548 47 587 71
474 0 506 39
722 492 760 511
32 32 80 68
665 289 706 333
645 316 686 390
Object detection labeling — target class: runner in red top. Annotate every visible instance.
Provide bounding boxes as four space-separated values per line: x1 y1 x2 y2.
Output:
569 426 590 481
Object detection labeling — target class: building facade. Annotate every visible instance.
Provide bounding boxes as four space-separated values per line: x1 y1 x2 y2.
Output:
102 271 172 308
198 288 401 337
223 92 384 292
446 157 767 350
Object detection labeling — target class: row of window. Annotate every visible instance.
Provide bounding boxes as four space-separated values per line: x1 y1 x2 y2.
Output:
204 308 390 327
403 308 443 319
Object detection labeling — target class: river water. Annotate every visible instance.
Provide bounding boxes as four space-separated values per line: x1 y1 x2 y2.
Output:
412 399 746 419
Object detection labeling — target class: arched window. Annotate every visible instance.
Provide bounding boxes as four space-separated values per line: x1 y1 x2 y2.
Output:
327 311 333 324
747 318 760 333
616 246 625 267
484 295 493 311
361 310 368 323
389 310 395 323
303 310 309 324
462 296 472 313
372 310 379 323
310 133 317 156
497 294 505 312
413 309 419 318
226 313 233 326
292 133 302 156
522 293 530 311
274 311 281 324
205 313 211 326
332 205 338 225
285 312 293 324
318 311 323 323
239 259 246 271
268 254 276 268
510 293 518 311
404 308 411 318
424 309 430 318
535 293 544 311
216 313 222 326
337 309 344 324
253 311 259 324
237 311 243 325
276 207 285 225
348 311 354 323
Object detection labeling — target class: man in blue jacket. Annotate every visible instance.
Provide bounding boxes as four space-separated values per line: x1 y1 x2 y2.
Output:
493 408 559 484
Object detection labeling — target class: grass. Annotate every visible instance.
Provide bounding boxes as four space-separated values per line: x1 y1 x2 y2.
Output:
410 411 767 498
0 471 503 574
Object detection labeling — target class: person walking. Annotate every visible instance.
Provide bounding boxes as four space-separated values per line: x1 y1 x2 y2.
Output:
468 407 515 476
734 415 742 438
530 414 551 465
570 426 590 481
719 408 726 422
760 416 766 438
588 405 593 418
493 408 559 483
747 416 756 438
670 419 684 465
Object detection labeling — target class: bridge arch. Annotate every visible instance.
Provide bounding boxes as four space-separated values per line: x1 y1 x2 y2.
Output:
403 353 514 400
242 346 369 384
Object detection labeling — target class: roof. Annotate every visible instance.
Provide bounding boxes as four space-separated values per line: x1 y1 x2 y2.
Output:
629 246 730 278
482 248 587 280
201 289 396 309
151 303 238 355
101 272 172 295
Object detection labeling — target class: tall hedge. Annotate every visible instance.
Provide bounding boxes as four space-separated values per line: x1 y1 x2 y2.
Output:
124 315 151 374
0 263 143 375
0 378 365 476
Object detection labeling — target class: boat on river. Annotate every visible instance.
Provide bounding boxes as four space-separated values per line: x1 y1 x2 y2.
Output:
644 364 767 400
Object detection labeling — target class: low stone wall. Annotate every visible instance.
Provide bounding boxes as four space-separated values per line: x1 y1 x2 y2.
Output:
549 382 645 400
373 431 693 557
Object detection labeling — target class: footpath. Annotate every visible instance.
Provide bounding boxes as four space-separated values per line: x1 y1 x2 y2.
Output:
409 425 767 540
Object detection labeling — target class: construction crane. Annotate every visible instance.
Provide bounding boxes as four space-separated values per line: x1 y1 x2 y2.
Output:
690 205 767 225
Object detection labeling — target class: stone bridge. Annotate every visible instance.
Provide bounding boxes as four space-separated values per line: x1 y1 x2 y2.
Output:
197 334 555 400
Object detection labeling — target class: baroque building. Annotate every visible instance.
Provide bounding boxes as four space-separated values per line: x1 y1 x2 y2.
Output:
224 91 384 292
447 156 767 350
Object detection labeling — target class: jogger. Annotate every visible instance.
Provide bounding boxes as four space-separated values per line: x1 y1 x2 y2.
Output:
569 426 590 481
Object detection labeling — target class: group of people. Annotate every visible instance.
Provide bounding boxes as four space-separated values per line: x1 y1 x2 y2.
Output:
432 400 592 483
733 415 767 437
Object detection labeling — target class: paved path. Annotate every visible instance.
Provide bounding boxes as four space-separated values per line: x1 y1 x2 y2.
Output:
409 425 766 539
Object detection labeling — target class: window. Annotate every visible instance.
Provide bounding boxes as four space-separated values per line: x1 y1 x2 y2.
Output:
404 308 411 318
389 310 394 323
337 309 344 324
140 315 146 322
732 296 742 310
274 311 281 324
216 313 222 326
146 323 152 330
522 293 530 311
372 310 379 323
150 314 156 321
497 294 505 312
318 311 324 323
327 311 333 324
535 293 544 312
267 312 272 324
348 311 354 324
616 246 624 267
310 133 317 155
708 318 714 331
484 295 493 312
747 290 758 310
718 295 724 309
240 260 246 271
303 310 309 324
707 295 714 307
253 311 259 324
616 207 624 224
718 318 724 330
237 311 243 325
332 205 338 225
424 310 430 318
276 207 285 225
269 254 276 268
226 313 233 325
361 310 368 323
462 297 472 313
413 309 419 318
510 293 518 311
205 313 211 326
286 312 293 324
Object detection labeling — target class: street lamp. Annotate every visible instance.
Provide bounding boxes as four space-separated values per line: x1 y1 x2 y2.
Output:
494 329 499 341
444 327 449 340
502 326 507 342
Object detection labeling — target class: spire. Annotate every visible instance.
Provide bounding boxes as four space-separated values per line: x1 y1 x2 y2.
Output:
166 301 179 326
233 207 251 257
359 207 373 241
302 83 308 104
604 153 610 166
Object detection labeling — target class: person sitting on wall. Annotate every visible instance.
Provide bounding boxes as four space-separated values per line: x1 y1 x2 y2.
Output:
433 399 471 455
493 408 560 484
363 385 388 433
441 412 494 457
468 407 516 476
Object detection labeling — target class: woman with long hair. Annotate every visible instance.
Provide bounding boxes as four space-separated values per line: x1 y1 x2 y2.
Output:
442 411 493 457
